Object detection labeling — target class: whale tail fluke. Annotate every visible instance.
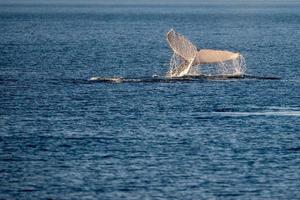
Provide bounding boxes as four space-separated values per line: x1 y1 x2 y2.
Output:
166 29 246 77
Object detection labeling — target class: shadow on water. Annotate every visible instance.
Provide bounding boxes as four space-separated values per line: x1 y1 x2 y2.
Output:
0 74 280 86
88 74 280 83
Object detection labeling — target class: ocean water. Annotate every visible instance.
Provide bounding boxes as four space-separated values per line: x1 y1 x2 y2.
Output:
1 2 300 199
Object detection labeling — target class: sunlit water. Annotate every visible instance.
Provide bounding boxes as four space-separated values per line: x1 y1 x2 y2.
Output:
1 2 300 199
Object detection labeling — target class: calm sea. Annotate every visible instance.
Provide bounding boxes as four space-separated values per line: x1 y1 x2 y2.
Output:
0 2 300 199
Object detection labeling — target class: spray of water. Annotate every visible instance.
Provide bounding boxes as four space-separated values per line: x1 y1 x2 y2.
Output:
167 53 187 77
217 54 247 75
167 53 247 77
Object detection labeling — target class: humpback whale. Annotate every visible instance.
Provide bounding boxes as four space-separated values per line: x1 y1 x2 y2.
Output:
89 29 279 83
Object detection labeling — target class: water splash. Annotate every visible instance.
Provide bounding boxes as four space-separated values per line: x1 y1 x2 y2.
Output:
217 54 247 75
168 53 247 77
167 53 188 77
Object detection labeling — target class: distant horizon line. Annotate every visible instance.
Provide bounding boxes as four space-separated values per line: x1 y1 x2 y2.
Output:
1 0 300 6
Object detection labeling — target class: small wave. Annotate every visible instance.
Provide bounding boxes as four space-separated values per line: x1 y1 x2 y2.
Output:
213 111 300 117
287 147 300 151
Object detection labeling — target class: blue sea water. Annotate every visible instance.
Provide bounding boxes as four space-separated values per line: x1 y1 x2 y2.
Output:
0 1 300 199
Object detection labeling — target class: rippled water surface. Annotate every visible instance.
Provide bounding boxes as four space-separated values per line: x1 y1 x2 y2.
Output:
1 2 300 199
